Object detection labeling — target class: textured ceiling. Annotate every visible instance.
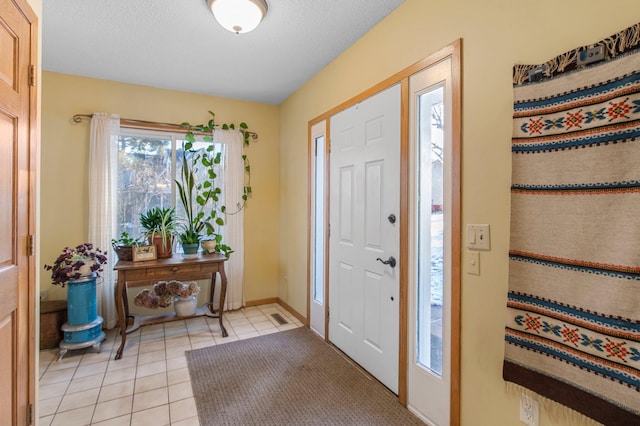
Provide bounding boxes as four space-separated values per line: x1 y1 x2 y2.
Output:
42 0 406 105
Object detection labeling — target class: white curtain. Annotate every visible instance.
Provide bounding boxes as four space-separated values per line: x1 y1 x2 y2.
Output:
88 113 120 329
213 129 245 310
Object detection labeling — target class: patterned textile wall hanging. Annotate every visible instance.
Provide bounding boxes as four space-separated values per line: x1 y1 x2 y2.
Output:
505 23 640 425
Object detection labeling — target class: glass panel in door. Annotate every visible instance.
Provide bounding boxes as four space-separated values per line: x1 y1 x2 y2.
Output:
313 135 325 305
417 86 444 376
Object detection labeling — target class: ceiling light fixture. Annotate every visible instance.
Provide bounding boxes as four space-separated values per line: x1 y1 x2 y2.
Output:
207 0 268 34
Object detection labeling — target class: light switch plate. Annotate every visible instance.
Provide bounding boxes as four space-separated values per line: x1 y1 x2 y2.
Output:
466 224 490 250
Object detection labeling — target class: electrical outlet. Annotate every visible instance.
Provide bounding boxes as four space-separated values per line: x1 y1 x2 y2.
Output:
520 393 539 426
577 45 606 66
40 291 48 302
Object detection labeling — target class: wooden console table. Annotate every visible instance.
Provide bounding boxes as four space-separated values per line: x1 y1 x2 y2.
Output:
113 253 228 360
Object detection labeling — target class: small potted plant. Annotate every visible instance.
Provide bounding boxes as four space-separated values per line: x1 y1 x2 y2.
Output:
134 280 201 316
201 234 233 257
140 207 177 258
44 243 108 287
178 228 201 255
200 238 217 253
111 231 141 262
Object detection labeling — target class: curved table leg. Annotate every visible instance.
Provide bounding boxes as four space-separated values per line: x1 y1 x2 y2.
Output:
115 277 127 360
218 266 228 337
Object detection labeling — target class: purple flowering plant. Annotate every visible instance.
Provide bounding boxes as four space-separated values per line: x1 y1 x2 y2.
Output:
44 243 108 286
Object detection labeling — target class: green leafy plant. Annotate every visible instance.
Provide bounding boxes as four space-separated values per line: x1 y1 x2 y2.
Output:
176 111 253 257
140 207 177 253
174 140 222 246
181 111 254 215
178 228 201 245
220 121 253 210
111 231 142 262
111 231 140 247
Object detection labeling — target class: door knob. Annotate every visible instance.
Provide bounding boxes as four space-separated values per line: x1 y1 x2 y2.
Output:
376 256 397 268
387 213 396 224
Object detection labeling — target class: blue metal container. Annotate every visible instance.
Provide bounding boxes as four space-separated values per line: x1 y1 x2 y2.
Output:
66 274 98 325
62 317 104 343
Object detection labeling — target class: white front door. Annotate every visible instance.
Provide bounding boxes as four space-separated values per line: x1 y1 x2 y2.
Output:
329 84 401 393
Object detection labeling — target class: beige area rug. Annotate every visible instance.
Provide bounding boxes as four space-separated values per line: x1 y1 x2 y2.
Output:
186 327 424 425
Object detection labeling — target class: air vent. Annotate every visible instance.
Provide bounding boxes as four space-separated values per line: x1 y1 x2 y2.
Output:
271 313 288 325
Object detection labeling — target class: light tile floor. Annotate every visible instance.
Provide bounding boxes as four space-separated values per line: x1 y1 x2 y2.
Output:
39 304 302 426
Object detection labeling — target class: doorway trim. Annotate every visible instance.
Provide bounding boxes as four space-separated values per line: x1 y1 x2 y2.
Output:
307 39 461 424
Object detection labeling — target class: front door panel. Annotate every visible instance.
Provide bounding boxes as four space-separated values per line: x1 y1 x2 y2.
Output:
329 84 401 393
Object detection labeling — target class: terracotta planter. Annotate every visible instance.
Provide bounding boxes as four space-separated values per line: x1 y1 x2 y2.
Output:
150 235 173 258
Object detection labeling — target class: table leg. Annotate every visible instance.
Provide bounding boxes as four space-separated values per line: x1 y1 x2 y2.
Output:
218 266 228 337
115 277 127 360
122 284 130 318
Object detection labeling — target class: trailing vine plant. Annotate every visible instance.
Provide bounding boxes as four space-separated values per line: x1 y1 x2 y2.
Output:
177 111 256 257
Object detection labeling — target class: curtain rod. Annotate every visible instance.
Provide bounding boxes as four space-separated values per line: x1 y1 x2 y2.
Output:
72 114 258 139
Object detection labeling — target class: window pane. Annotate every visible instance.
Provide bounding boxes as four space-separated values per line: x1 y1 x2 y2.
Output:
117 134 173 239
416 86 444 376
116 132 225 250
313 136 325 304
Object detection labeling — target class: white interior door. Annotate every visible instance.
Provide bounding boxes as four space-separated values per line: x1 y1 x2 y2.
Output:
408 57 453 426
329 84 401 393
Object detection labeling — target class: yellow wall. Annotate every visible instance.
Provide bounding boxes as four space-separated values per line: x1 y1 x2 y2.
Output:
41 72 280 304
278 0 640 425
38 1 640 424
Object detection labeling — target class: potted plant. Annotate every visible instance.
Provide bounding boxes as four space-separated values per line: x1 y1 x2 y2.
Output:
178 228 201 255
44 242 108 286
175 114 241 257
201 234 233 257
174 138 225 255
134 280 201 317
44 243 108 355
111 231 141 262
140 207 177 258
200 238 217 253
